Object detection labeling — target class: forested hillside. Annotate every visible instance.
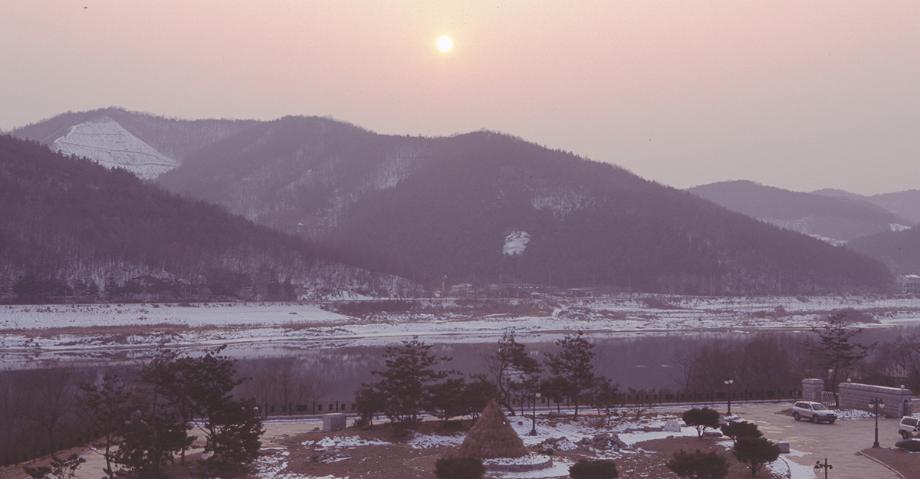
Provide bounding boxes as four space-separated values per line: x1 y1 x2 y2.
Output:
0 135 413 303
159 118 894 295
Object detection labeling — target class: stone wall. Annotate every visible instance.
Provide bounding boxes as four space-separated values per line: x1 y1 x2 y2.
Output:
837 382 913 418
801 378 824 402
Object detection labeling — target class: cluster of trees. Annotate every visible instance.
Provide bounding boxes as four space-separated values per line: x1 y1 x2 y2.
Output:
353 317 902 432
490 330 611 418
355 331 623 432
6 349 264 478
354 338 498 430
77 348 263 478
673 311 918 405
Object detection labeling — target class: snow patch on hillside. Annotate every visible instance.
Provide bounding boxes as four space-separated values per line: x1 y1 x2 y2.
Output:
503 231 530 256
371 151 416 190
532 190 590 217
52 117 178 179
890 223 911 232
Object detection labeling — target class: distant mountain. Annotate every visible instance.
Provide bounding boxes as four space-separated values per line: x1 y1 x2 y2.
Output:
813 188 920 225
689 181 910 244
865 191 920 225
0 135 412 303
11 108 256 179
158 116 892 295
849 226 920 274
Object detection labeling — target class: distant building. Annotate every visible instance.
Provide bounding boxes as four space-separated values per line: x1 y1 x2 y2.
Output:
897 274 920 295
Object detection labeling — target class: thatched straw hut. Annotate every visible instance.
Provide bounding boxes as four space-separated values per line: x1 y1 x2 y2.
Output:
458 399 528 459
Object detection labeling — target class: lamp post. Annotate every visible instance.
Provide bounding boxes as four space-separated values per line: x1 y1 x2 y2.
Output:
869 397 885 448
723 378 735 416
530 392 541 436
813 458 832 479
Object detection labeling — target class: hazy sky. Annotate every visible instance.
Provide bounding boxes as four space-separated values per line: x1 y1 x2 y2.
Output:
2 1 919 194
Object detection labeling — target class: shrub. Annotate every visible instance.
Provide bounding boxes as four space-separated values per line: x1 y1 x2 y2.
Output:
720 421 762 444
733 437 780 477
569 459 619 479
434 456 485 479
667 449 729 479
682 408 721 439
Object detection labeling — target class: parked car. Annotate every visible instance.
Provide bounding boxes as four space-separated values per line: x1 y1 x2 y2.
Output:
899 416 920 439
792 401 837 424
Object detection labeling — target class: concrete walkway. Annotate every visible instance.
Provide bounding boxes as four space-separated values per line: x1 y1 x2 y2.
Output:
733 403 902 479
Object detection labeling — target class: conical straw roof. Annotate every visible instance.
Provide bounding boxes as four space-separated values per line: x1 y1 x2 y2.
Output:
458 399 528 459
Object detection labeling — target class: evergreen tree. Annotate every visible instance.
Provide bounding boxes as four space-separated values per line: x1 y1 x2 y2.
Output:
720 421 762 445
733 437 780 477
682 408 721 439
545 331 597 417
667 450 729 479
488 330 541 415
371 337 449 425
429 377 468 425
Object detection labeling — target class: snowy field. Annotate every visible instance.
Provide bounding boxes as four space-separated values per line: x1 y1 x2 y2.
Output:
2 295 920 369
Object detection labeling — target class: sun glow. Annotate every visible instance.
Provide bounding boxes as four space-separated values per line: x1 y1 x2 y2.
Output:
435 35 454 54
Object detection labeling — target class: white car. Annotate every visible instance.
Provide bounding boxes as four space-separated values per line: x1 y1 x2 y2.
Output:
899 416 920 439
792 401 837 424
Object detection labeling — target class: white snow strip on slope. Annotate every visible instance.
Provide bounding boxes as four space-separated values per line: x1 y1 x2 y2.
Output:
52 117 178 179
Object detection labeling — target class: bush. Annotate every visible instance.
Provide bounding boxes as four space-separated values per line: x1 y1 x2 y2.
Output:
720 421 762 444
733 437 780 477
434 457 485 479
569 459 619 479
682 408 721 439
667 449 729 479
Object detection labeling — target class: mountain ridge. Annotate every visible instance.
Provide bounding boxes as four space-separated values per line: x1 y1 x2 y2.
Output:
159 117 893 295
689 180 910 244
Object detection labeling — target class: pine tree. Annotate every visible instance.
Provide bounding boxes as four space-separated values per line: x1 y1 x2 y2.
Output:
371 337 449 425
733 437 780 477
488 331 542 415
545 331 597 417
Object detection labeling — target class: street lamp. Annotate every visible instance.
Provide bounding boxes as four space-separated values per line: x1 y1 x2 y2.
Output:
723 378 735 416
869 397 885 448
814 458 832 479
530 392 542 436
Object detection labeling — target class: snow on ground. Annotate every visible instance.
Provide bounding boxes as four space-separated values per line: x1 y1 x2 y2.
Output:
306 436 390 449
769 457 817 479
617 427 698 446
408 432 464 449
832 409 875 420
52 117 178 179
493 458 573 479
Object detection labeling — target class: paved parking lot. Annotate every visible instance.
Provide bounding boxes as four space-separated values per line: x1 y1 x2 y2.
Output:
733 403 904 478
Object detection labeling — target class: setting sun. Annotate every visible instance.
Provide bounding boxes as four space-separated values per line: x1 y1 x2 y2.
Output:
435 34 454 54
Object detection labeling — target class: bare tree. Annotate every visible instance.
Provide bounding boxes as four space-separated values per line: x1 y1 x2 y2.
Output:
811 313 871 407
